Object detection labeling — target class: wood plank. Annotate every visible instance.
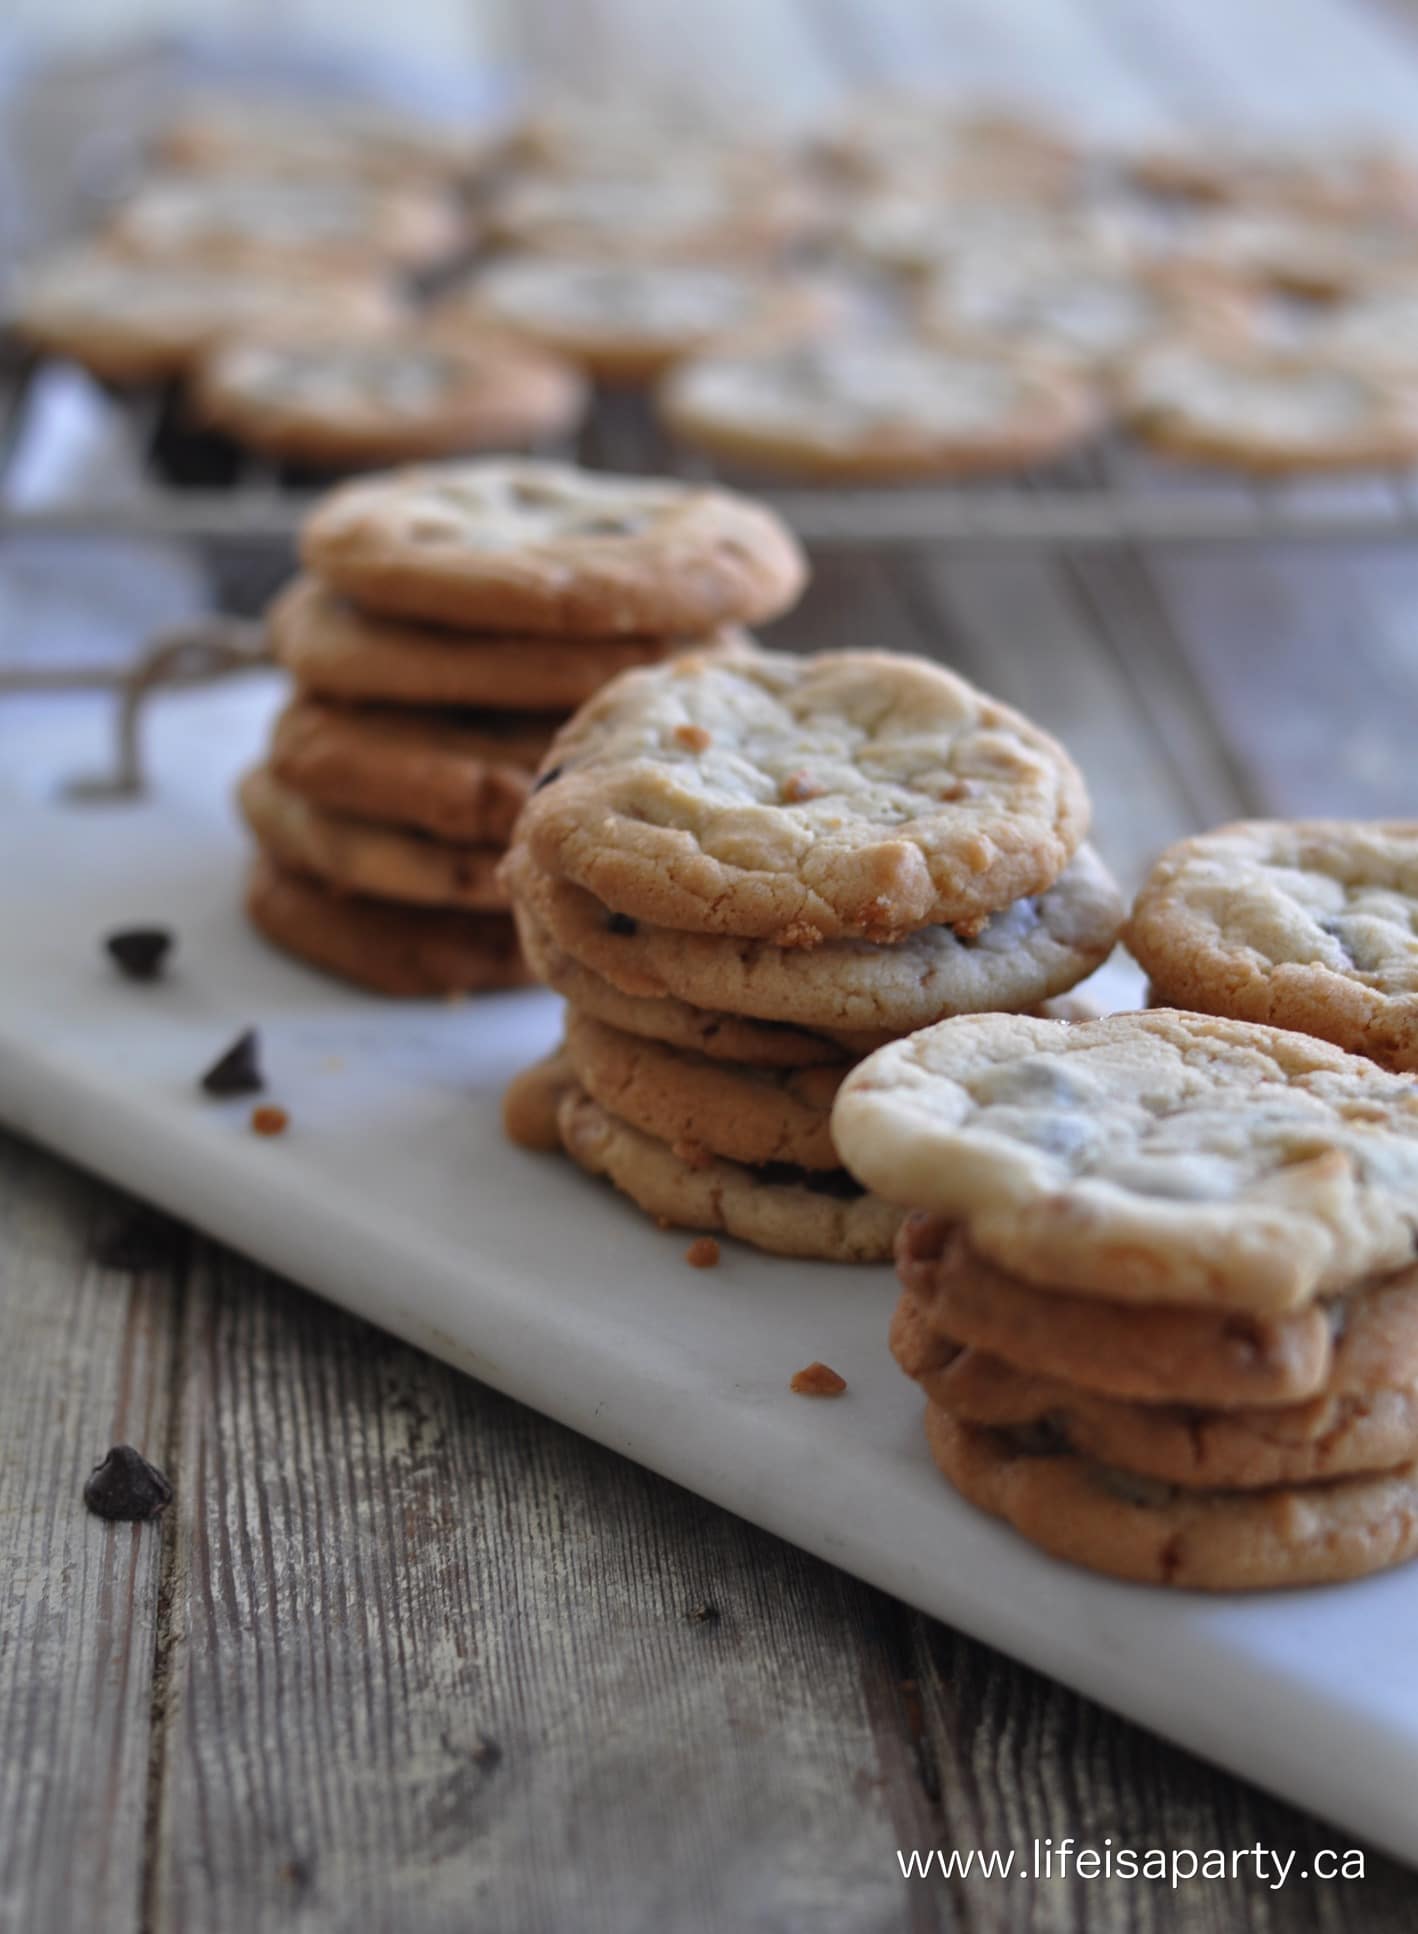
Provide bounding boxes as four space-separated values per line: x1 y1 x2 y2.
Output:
145 1240 921 1932
0 1135 183 1934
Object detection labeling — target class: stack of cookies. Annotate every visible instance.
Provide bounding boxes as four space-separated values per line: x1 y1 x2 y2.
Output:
833 1008 1418 1591
503 641 1124 1262
1126 819 1418 1071
240 459 808 995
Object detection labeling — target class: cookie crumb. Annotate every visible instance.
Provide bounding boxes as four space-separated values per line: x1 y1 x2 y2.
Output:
201 1027 264 1096
673 722 713 751
685 1236 720 1269
250 1104 289 1137
685 1601 721 1623
104 926 174 982
781 770 826 803
83 1445 172 1521
790 1361 847 1397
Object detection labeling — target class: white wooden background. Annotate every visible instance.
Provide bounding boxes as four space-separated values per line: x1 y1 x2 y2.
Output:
6 3 1418 1931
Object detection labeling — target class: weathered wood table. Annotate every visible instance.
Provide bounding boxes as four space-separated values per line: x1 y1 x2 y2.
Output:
7 2 1418 1927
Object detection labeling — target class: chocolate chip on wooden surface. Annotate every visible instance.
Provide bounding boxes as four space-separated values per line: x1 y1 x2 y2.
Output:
83 1445 173 1521
104 926 174 981
200 1027 264 1096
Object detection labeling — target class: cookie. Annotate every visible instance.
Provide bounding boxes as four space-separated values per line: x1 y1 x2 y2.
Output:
238 766 507 910
156 96 483 190
194 329 586 467
1126 820 1418 1073
556 1086 902 1262
520 645 1094 945
1122 343 1418 474
502 1046 578 1151
831 1009 1418 1313
107 173 465 276
245 856 529 997
921 253 1251 376
516 900 885 1064
837 193 1075 281
562 1009 844 1170
269 697 560 845
1128 140 1418 220
816 97 1077 195
502 841 1121 1028
486 170 812 263
904 1313 1418 1492
1169 208 1418 300
436 258 833 384
658 338 1099 480
300 461 808 634
922 1404 1418 1590
268 577 679 711
11 244 399 384
895 1212 1365 1409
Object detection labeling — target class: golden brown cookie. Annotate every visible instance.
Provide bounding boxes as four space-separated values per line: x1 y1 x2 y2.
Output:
502 1046 578 1151
10 243 399 384
895 1213 1353 1409
895 1294 1418 1490
832 1009 1418 1313
1122 342 1418 474
1126 819 1418 1073
562 1009 845 1170
300 461 808 634
436 258 834 384
194 329 587 468
244 856 530 997
268 577 680 711
501 841 1121 1030
556 1086 901 1263
518 644 1093 945
239 766 508 910
658 337 1099 481
923 1403 1418 1590
269 697 560 845
107 172 465 276
516 899 886 1064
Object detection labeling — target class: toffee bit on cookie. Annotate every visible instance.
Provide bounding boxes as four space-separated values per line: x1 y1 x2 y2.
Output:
685 1235 721 1269
790 1361 847 1397
937 778 977 802
83 1445 173 1521
104 926 174 981
781 770 827 803
200 1027 264 1096
673 722 713 752
250 1104 289 1137
952 911 991 941
605 911 638 936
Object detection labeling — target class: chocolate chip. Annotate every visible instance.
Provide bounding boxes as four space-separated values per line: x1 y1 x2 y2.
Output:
200 1027 264 1096
532 764 563 793
606 912 638 936
83 1445 173 1521
757 1161 865 1200
105 926 173 981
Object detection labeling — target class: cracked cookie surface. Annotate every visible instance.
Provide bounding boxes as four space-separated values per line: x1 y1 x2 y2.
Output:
300 460 807 633
833 1009 1418 1311
1127 819 1418 1071
519 645 1094 943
